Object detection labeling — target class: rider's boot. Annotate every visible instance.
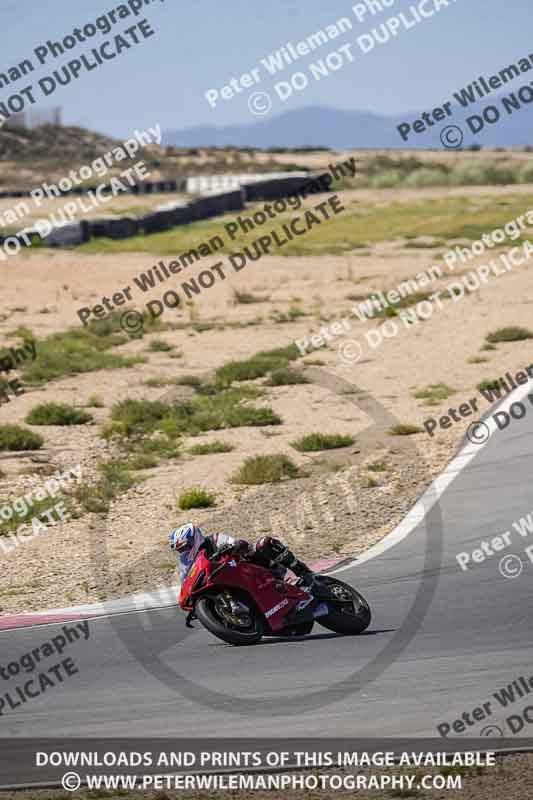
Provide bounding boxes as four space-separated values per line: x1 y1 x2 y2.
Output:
256 537 315 587
278 550 315 588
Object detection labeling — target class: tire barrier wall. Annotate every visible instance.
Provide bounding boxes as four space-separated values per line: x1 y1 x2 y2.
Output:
0 171 308 200
184 171 308 194
0 180 181 200
243 174 317 202
0 173 329 251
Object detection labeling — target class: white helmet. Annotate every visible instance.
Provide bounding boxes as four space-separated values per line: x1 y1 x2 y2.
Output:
169 522 205 578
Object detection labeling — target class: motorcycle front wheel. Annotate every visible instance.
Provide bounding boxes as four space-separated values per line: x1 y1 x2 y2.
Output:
195 593 264 646
315 576 371 635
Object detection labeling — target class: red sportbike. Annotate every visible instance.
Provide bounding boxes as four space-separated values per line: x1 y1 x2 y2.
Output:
179 547 371 645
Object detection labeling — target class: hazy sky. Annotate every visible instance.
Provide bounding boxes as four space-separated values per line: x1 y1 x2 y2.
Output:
1 0 528 138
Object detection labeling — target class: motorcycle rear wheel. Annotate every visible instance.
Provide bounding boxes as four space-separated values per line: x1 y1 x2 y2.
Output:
196 594 264 646
316 576 371 635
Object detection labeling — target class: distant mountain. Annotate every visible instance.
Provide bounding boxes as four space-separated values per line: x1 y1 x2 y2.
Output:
164 104 533 150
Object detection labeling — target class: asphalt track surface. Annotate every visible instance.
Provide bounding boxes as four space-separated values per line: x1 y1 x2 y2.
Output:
2 398 533 781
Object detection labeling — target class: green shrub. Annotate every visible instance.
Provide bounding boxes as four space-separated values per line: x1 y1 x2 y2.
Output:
370 169 403 189
26 402 93 426
148 338 174 352
477 378 500 392
106 388 281 439
144 376 173 388
215 356 280 387
175 375 203 389
178 488 216 509
404 169 448 188
0 494 72 537
271 307 307 323
486 327 533 343
20 326 144 386
412 384 456 406
192 323 216 333
447 161 518 187
484 165 516 185
127 436 180 463
215 344 300 388
107 399 173 437
74 460 137 514
259 344 300 361
403 239 445 249
291 433 355 452
86 309 165 339
388 424 423 436
233 290 267 304
0 425 44 451
267 367 309 386
86 394 104 408
194 392 281 431
231 454 299 485
125 453 159 470
188 440 234 455
367 460 387 472
370 291 432 319
519 162 533 184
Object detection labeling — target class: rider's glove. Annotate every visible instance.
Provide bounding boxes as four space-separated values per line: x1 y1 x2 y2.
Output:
210 541 248 560
209 544 233 560
232 539 250 556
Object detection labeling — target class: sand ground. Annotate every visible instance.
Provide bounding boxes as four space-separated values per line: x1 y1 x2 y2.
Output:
0 184 532 613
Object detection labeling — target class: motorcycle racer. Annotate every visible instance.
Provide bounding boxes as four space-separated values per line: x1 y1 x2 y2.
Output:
169 522 314 587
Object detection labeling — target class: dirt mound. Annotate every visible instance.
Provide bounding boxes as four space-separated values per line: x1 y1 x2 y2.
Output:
0 123 120 162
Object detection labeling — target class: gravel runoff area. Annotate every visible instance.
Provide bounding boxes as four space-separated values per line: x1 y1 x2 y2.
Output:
1 183 533 612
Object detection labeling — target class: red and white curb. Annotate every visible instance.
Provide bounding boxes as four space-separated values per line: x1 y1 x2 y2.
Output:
0 559 348 633
3 378 530 635
0 585 181 632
